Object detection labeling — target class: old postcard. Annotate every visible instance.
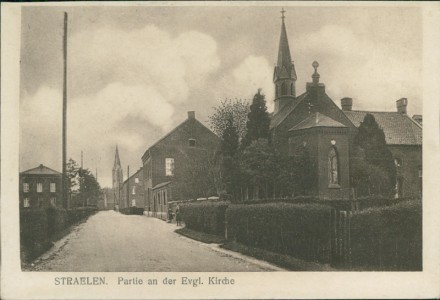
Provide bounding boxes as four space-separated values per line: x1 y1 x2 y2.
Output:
1 1 439 299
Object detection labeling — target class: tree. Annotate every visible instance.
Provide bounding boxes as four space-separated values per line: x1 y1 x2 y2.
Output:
242 89 271 148
240 138 278 199
292 144 317 196
67 158 102 207
209 98 249 142
352 114 396 196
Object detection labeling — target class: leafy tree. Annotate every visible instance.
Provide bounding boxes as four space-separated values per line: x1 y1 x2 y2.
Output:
292 144 317 196
67 158 102 207
352 114 396 196
242 89 271 148
209 98 249 142
240 138 278 199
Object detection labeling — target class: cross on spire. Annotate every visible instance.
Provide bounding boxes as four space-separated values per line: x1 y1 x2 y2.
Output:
281 8 286 20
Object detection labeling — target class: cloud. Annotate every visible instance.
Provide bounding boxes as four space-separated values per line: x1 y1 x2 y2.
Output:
20 25 221 187
215 55 275 111
295 25 422 112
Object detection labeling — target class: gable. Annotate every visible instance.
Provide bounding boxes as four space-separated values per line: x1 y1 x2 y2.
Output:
148 118 219 152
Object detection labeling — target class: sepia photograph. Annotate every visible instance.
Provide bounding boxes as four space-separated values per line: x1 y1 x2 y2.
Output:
2 1 440 299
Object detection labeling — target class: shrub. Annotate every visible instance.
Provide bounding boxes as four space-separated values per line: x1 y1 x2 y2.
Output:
20 209 50 261
47 207 68 237
350 199 422 270
180 201 229 236
226 203 333 263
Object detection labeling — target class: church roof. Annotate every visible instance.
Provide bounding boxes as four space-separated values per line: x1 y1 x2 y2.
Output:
274 16 297 81
113 145 121 168
343 111 422 145
289 112 347 131
270 92 308 129
21 164 61 175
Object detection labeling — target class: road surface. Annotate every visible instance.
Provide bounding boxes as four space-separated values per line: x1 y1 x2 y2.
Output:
30 210 281 272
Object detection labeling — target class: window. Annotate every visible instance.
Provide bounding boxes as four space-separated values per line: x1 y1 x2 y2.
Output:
132 186 136 195
189 139 196 147
131 199 136 207
394 158 403 167
23 183 29 193
50 183 56 193
50 197 56 206
135 177 139 184
24 198 30 208
418 168 422 178
291 83 294 95
165 158 174 176
37 183 43 193
395 177 403 198
328 147 339 185
281 82 288 95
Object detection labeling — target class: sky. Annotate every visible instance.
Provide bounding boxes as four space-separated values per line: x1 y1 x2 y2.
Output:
19 5 423 188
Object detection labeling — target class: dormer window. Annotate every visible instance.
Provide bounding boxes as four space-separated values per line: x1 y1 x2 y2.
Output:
189 139 196 147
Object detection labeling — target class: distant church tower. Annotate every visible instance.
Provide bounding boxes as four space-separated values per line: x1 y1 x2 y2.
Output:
112 145 123 205
273 8 297 114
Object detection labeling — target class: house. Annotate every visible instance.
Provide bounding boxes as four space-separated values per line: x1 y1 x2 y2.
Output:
141 111 220 219
19 164 62 209
270 12 422 199
119 167 145 210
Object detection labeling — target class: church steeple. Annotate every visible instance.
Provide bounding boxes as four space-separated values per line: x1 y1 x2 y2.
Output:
113 144 121 169
273 8 297 114
112 145 123 204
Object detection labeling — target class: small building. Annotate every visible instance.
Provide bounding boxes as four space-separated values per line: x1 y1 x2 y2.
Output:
142 111 220 219
98 187 116 210
19 164 62 209
120 167 145 210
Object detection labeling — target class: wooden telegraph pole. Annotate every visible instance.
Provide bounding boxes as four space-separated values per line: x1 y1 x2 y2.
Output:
127 165 130 209
62 12 68 209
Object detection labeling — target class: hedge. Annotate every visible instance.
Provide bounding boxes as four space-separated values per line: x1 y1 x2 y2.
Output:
20 206 97 262
226 203 333 263
180 201 229 236
350 199 422 270
119 207 144 215
241 196 418 211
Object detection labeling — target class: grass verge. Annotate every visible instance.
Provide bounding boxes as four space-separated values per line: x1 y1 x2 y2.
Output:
175 227 225 244
221 241 335 271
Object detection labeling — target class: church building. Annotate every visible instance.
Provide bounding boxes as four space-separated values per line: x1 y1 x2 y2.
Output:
270 10 422 200
112 145 123 209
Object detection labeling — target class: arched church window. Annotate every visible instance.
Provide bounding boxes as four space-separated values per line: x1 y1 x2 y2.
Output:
290 83 294 95
276 85 279 98
328 147 339 185
281 82 288 95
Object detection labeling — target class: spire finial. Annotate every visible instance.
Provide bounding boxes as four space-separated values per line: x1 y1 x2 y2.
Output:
281 8 286 20
312 61 320 84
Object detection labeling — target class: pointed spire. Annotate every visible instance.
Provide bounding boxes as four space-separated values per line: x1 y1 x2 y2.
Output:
277 9 292 70
114 145 121 168
275 8 296 80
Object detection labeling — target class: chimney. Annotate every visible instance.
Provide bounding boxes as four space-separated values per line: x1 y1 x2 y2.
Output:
412 114 422 125
188 111 195 119
341 97 353 111
396 98 408 114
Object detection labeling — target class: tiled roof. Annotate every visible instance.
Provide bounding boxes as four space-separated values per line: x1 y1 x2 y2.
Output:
270 92 308 129
343 111 422 145
289 112 347 131
21 164 61 175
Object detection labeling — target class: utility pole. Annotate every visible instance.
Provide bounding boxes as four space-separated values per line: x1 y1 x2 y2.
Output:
127 165 130 209
62 12 68 209
81 150 83 169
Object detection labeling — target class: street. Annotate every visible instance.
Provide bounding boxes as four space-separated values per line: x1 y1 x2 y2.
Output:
31 210 281 272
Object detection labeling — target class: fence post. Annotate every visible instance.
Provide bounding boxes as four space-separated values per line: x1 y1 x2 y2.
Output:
224 220 228 240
